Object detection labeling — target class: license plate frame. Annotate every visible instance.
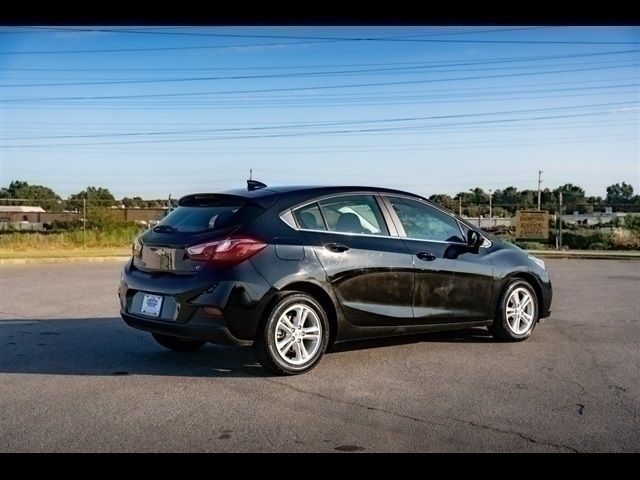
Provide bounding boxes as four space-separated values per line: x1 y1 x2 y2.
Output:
140 293 164 318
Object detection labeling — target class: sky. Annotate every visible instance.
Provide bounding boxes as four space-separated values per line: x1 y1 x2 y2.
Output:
0 25 639 200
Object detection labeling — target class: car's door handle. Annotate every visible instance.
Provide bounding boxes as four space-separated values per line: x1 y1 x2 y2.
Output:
324 243 350 253
416 251 437 261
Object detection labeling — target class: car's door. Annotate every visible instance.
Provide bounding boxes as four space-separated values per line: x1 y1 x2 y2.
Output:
291 194 415 326
380 195 494 324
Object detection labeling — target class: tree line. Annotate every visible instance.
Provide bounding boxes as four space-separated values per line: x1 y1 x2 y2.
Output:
429 182 638 216
0 181 170 212
1 180 638 216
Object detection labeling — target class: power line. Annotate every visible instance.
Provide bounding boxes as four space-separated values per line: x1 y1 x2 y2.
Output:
3 56 638 88
9 86 632 110
5 124 635 145
4 48 636 72
3 70 634 100
7 25 554 39
4 79 636 105
4 62 638 103
0 39 345 55
3 106 635 148
2 77 636 108
5 118 634 138
1 28 637 54
2 134 634 158
1 101 631 141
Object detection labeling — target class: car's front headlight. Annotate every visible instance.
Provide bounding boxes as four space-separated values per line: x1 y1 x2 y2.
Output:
528 255 545 271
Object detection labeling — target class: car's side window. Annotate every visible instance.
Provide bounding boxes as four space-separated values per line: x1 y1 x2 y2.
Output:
293 203 326 231
387 196 464 243
314 195 389 236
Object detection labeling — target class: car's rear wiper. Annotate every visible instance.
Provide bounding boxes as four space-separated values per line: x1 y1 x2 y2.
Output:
152 225 176 233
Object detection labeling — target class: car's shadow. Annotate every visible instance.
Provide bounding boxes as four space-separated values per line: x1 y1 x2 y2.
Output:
0 317 495 378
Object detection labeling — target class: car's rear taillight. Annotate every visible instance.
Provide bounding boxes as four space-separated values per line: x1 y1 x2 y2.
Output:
132 237 143 258
186 237 267 265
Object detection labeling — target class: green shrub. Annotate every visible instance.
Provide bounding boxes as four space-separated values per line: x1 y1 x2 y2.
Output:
624 214 640 233
559 230 611 250
514 241 546 250
0 225 144 251
86 207 134 229
610 228 640 250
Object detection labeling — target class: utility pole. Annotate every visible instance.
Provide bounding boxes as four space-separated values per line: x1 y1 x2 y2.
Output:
558 191 563 249
537 170 543 211
82 197 86 250
249 168 253 181
488 189 493 226
458 195 462 217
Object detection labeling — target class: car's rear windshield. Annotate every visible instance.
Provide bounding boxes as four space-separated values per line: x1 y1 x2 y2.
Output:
155 199 263 233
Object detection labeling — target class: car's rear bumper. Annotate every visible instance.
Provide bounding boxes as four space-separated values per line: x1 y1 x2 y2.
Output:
121 310 252 346
118 258 277 345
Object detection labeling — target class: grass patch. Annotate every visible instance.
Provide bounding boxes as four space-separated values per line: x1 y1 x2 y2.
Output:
0 227 141 258
0 226 141 250
0 247 131 259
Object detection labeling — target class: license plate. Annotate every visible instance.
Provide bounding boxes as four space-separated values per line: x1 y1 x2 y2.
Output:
141 294 163 317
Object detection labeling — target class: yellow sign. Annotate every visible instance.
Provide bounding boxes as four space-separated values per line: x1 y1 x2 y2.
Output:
516 210 549 240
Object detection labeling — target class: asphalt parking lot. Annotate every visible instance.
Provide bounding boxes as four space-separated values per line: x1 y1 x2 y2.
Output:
1 259 638 452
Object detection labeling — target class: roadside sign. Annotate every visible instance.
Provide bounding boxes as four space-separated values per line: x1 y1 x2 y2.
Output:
516 210 549 240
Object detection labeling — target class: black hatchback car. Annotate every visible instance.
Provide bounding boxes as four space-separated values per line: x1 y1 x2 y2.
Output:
119 182 552 375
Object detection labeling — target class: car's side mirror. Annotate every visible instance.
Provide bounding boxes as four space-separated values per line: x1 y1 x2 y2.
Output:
466 229 484 249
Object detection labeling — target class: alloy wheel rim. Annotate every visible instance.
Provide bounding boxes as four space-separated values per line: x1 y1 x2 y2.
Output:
506 287 535 335
274 303 322 366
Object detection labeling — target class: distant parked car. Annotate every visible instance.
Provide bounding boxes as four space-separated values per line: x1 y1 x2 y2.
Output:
119 182 552 375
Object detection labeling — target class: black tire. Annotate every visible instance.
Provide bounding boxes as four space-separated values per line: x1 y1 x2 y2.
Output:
488 279 539 342
253 291 330 376
151 332 206 351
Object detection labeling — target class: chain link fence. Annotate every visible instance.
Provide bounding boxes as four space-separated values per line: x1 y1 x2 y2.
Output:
435 200 640 250
0 198 172 250
2 196 639 251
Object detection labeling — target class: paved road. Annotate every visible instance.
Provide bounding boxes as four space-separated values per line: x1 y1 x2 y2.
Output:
1 259 638 452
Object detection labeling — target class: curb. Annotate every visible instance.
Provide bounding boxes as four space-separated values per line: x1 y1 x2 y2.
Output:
526 250 640 260
0 256 130 265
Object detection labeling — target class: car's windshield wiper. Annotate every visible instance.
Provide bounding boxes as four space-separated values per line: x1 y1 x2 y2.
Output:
152 225 177 233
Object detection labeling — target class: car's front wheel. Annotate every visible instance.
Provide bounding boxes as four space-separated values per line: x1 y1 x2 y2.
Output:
488 279 539 341
151 332 206 351
254 292 330 375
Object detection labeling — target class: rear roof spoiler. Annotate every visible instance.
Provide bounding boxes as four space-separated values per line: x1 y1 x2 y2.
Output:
178 192 276 209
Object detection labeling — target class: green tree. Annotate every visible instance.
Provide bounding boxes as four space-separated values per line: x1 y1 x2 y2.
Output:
67 186 116 211
428 194 455 211
539 188 556 211
0 180 62 211
468 187 487 205
518 189 537 209
554 183 586 213
492 206 508 218
606 182 634 204
121 196 146 208
493 186 520 214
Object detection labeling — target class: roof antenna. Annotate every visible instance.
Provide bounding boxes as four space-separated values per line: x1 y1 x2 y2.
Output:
247 168 267 191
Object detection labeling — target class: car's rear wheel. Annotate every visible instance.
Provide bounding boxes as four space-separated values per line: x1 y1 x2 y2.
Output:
488 279 538 341
151 332 206 351
254 292 330 375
